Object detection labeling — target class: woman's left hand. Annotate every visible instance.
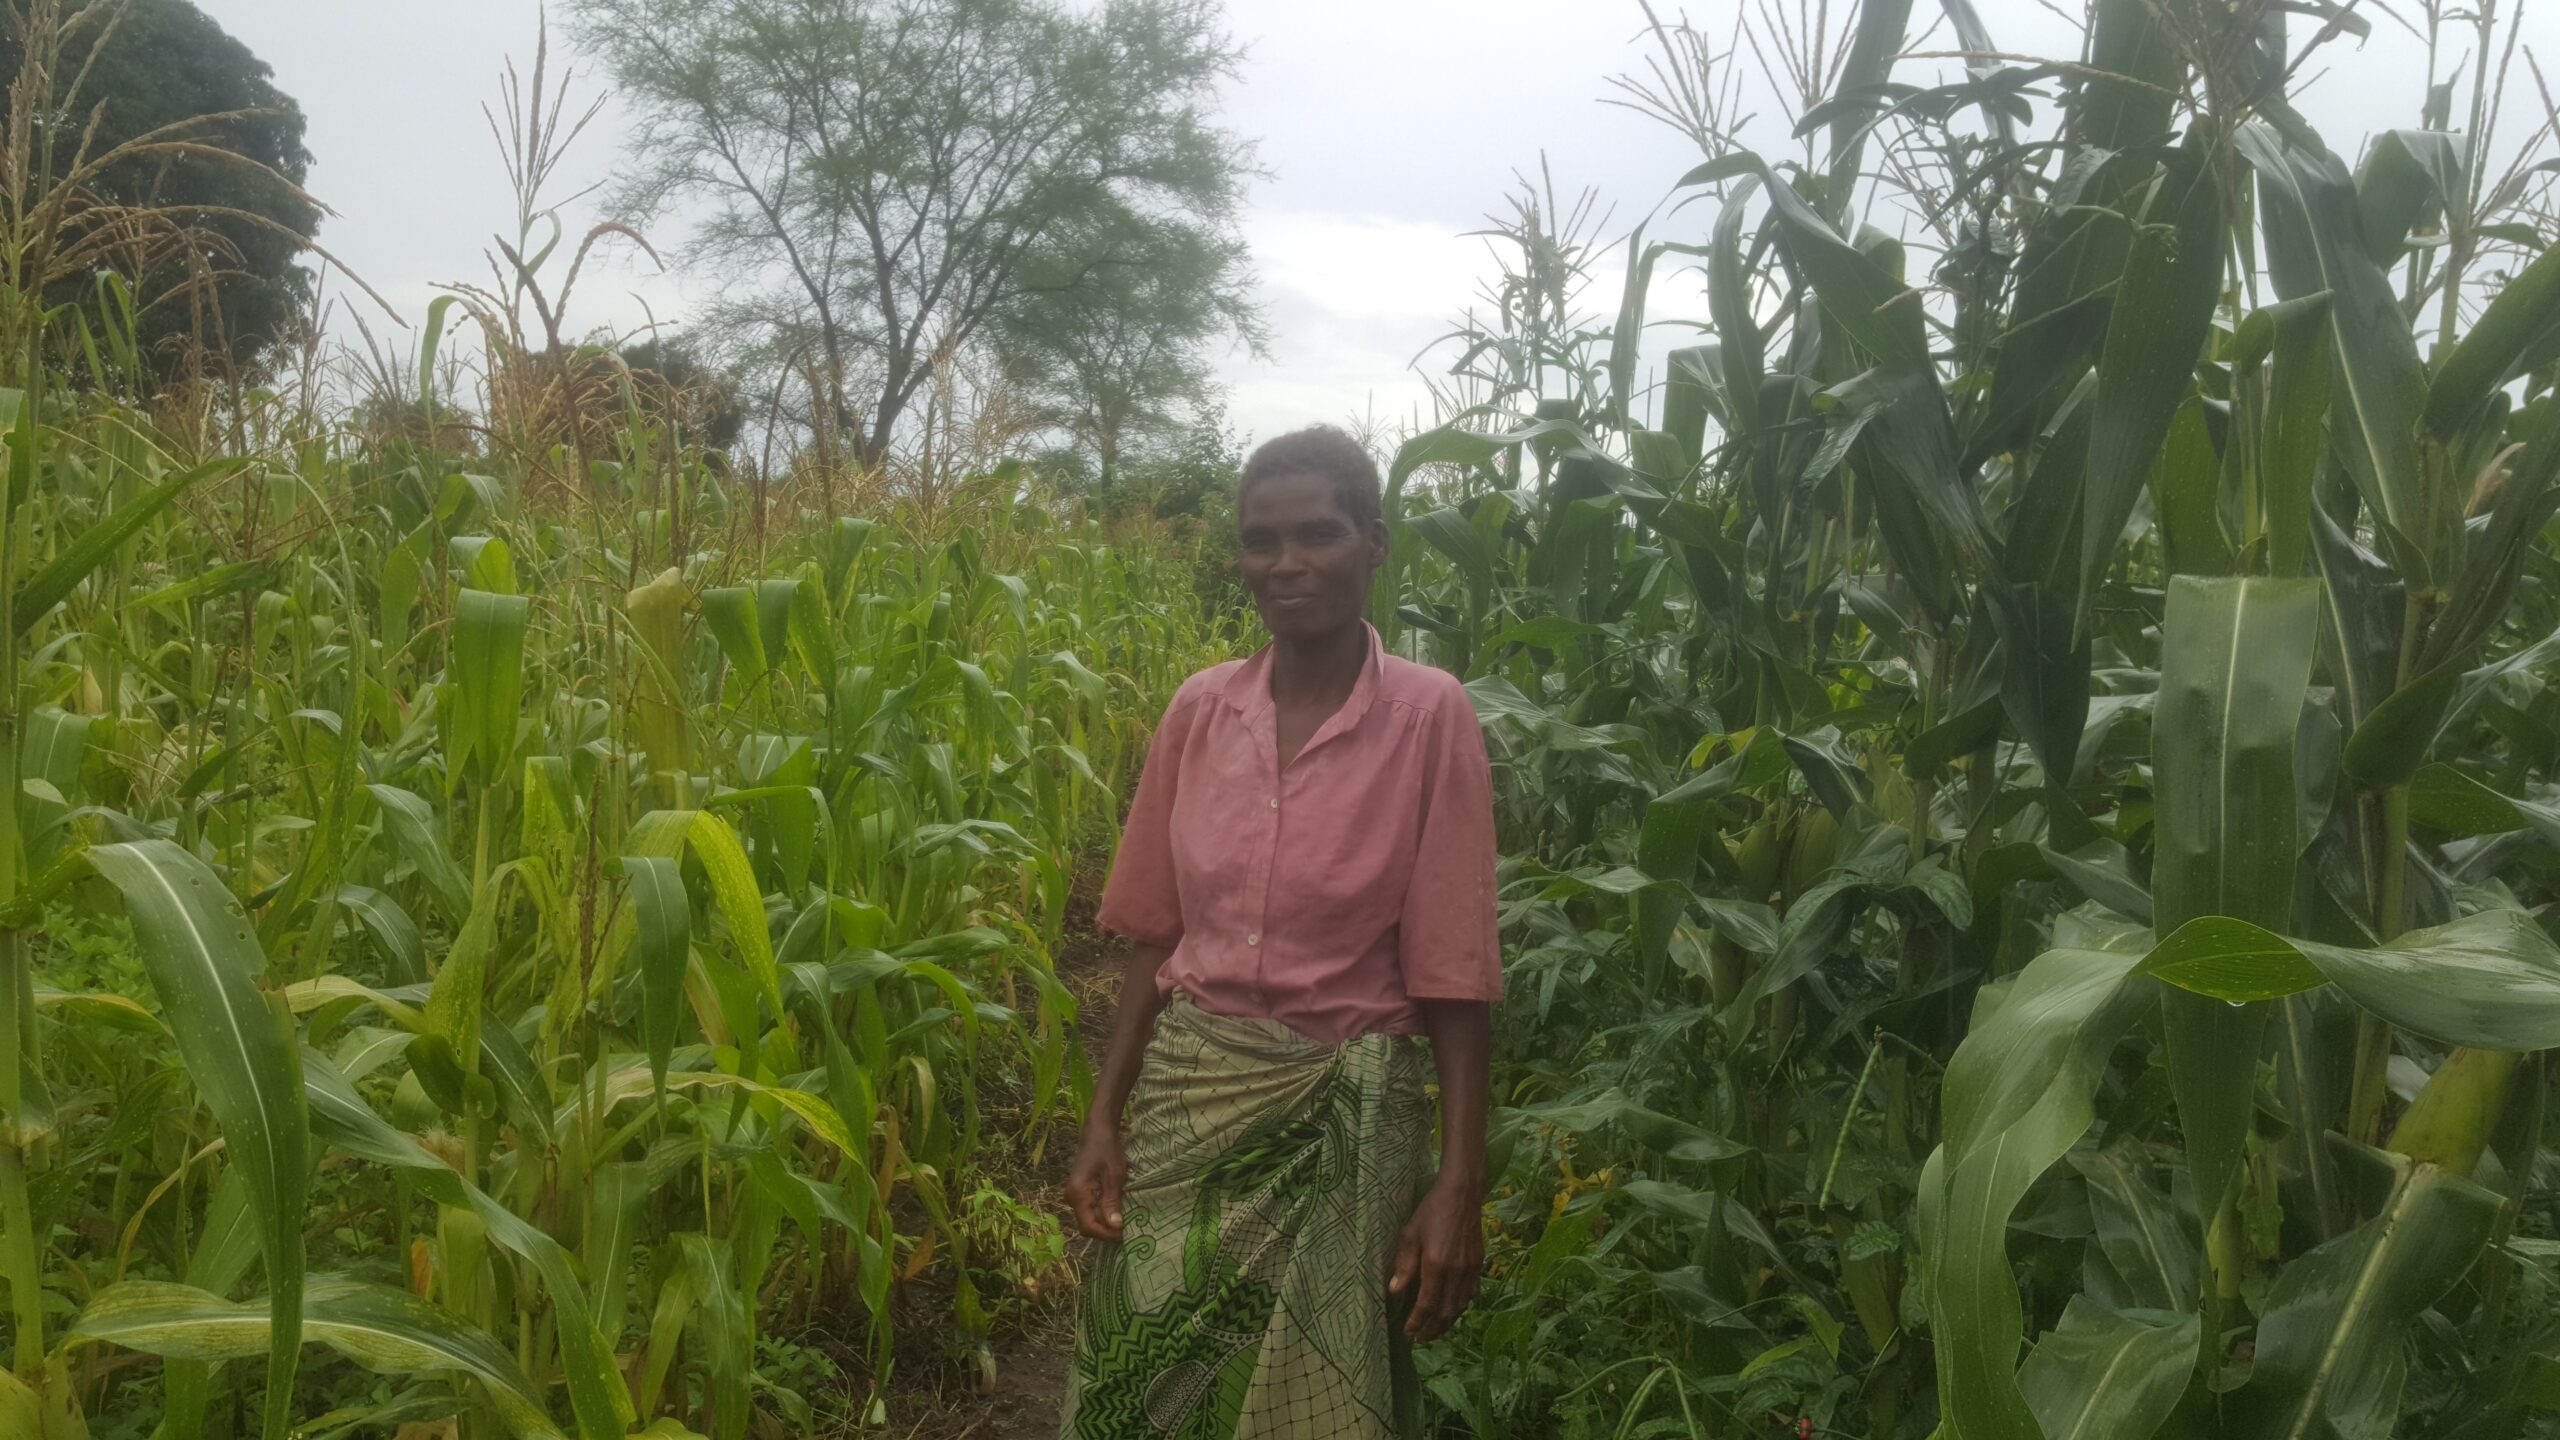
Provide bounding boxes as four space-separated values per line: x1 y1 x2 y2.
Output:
1389 1175 1484 1343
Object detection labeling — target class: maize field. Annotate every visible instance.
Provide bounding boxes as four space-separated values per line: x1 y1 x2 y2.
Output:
10 0 2560 1437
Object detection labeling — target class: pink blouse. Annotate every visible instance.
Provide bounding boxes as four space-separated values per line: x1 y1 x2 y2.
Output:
1095 623 1503 1043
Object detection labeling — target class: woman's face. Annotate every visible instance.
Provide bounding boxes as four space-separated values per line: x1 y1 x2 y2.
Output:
1237 471 1387 642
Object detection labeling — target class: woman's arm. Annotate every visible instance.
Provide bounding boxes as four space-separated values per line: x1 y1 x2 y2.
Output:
1064 942 1172 1240
1391 996 1491 1341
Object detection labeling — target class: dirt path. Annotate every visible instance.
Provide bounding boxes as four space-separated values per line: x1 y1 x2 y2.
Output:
886 907 1126 1439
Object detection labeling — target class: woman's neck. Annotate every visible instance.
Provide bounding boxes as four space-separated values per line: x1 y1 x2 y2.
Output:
1267 621 1367 704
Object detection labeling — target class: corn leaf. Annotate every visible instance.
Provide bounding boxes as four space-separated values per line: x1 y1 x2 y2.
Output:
73 1276 563 1440
12 457 242 635
85 839 308 1440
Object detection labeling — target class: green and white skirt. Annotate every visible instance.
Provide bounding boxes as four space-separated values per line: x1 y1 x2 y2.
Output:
1060 991 1431 1439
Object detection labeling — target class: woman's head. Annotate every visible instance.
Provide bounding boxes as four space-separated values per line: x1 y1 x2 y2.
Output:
1235 426 1388 642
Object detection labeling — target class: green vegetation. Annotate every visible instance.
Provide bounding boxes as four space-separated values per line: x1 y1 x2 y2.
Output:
1 0 2559 1437
1381 4 2560 1437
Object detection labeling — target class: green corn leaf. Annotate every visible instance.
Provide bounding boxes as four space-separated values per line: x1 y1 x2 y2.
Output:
2152 575 2319 1211
786 562 838 690
452 588 528 785
2016 1298 2198 1440
85 839 308 1440
2354 129 2464 266
2138 907 2560 1050
365 784 471 926
627 854 690 1095
73 1276 563 1440
2080 145 2227 607
702 583 768 683
2237 292 2334 576
302 1055 633 1436
158 1169 261 1440
2147 400 2231 578
13 457 242 634
679 1234 753 1440
626 566 693 781
2341 664 2457 788
583 1163 652 1342
451 535 516 595
2240 122 2433 578
1608 222 1655 430
2076 0 2178 153
630 808 783 1015
2152 576 2320 928
2407 763 2560 847
332 885 426 985
2424 235 2560 439
131 559 274 613
418 871 505 1115
2150 571 2334 932
2068 1148 2198 1314
1921 945 2151 1440
2224 1151 2504 1439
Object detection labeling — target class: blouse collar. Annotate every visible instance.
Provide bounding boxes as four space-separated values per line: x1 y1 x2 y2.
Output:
1220 619 1385 739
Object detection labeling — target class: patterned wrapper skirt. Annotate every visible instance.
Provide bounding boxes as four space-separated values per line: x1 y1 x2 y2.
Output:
1060 991 1432 1439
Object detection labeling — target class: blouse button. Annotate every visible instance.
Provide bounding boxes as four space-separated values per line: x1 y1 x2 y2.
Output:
1267 796 1277 808
1246 933 1260 946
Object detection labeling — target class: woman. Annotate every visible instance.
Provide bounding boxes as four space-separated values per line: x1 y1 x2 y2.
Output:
1059 425 1501 1439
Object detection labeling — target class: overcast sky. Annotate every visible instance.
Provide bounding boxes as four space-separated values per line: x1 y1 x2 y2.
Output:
203 0 2559 447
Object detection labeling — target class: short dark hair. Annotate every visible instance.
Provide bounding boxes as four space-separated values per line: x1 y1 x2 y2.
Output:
1237 425 1383 529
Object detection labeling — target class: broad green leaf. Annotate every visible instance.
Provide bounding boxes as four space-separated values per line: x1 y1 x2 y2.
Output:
301 1056 633 1436
2354 129 2463 266
333 885 425 985
1921 947 2149 1440
627 854 690 1095
2080 145 2227 606
13 457 242 635
786 563 836 690
2238 292 2333 576
2225 1152 2504 1439
1678 151 1927 367
451 588 528 784
629 808 782 1015
364 784 470 926
677 1234 752 1440
2424 235 2560 438
2152 575 2319 1212
2240 123 2432 577
1842 361 1991 614
2140 907 2560 1051
2342 664 2456 789
2016 1298 2198 1440
626 566 692 781
2069 1148 2197 1315
73 1276 563 1440
85 840 307 1440
419 873 505 1115
2408 763 2560 848
702 584 769 681
451 534 516 595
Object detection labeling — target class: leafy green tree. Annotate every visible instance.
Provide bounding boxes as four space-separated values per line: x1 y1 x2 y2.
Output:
0 0 320 381
993 211 1262 484
568 0 1256 473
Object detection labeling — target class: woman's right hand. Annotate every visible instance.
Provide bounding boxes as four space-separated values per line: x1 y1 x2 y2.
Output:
1065 1121 1130 1241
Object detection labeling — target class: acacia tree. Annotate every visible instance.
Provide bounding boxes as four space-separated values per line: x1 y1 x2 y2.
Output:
569 0 1256 474
993 210 1261 485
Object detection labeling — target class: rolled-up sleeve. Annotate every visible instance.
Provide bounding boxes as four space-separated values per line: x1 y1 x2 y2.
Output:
1095 681 1196 950
1397 683 1503 1001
